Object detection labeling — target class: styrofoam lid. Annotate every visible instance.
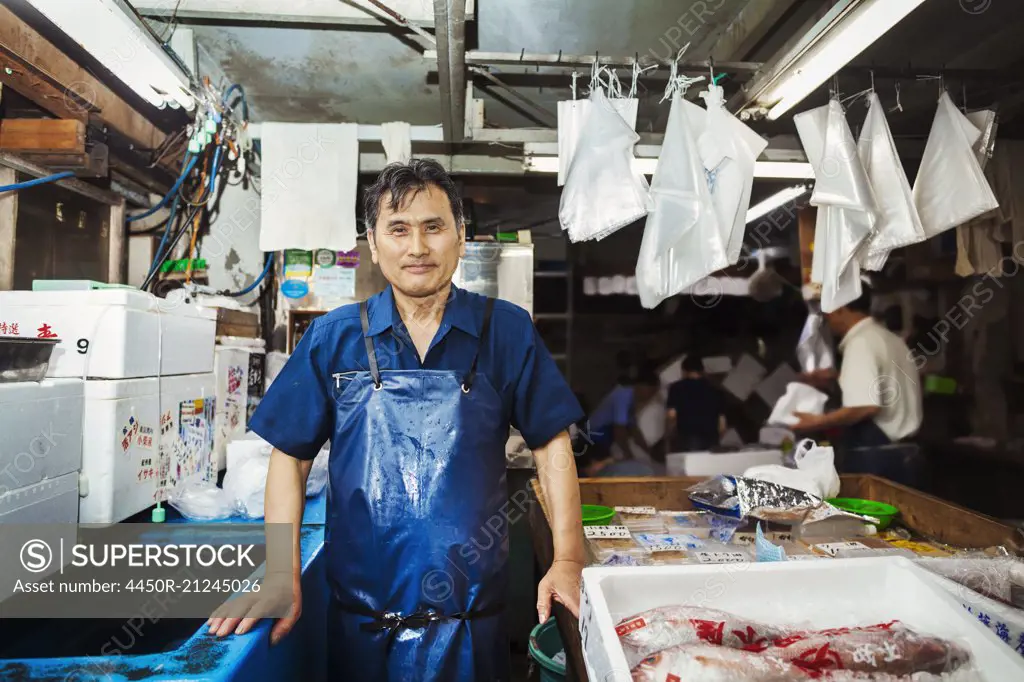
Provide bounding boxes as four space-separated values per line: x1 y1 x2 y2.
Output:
0 378 85 402
159 371 217 392
153 293 218 321
84 377 160 400
0 288 156 310
216 336 266 350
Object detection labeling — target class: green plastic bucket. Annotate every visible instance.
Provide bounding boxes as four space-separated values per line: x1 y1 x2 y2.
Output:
581 504 615 526
529 618 567 681
827 497 900 530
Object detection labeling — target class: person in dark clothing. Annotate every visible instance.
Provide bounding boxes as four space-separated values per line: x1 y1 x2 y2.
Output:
665 355 726 452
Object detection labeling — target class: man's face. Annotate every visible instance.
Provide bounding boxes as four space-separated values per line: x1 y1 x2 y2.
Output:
368 184 465 299
824 309 847 337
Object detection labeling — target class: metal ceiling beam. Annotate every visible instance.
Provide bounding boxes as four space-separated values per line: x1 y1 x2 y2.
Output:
424 49 762 77
133 0 476 27
429 0 466 143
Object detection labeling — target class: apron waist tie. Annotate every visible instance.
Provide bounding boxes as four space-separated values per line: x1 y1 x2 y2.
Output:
336 600 505 651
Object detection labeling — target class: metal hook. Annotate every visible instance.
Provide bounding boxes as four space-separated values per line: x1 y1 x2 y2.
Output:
870 69 875 93
962 83 968 113
556 49 562 63
709 56 715 84
519 48 524 62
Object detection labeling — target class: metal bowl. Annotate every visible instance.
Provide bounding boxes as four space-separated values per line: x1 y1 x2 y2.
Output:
0 337 60 383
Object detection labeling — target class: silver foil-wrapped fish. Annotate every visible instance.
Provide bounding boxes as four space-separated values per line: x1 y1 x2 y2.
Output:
687 475 877 527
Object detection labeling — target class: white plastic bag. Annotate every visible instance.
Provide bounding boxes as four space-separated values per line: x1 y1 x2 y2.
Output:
698 85 768 265
168 475 236 521
559 88 649 243
744 439 840 499
796 100 875 313
796 308 835 372
557 71 639 187
636 92 722 308
914 92 999 238
767 382 829 427
857 93 926 271
222 453 270 519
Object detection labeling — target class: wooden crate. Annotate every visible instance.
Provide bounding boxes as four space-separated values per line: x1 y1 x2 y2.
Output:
528 475 1024 682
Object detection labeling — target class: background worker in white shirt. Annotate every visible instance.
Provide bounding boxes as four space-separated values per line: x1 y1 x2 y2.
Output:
792 287 924 483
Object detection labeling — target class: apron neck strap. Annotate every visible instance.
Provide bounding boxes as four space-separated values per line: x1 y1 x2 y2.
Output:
359 301 382 388
462 297 496 393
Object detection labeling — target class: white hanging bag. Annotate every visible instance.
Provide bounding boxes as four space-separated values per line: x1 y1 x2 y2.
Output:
559 85 650 243
857 93 926 271
913 92 999 238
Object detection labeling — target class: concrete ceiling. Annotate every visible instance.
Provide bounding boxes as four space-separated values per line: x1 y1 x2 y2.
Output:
137 0 1024 139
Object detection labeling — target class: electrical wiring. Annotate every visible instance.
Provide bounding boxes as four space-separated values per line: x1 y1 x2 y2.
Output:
127 154 198 222
0 171 75 193
142 202 202 291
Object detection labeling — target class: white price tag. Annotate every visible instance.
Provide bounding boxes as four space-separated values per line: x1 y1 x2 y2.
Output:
584 525 631 539
787 554 825 561
636 534 705 552
615 506 656 515
694 551 748 564
814 541 869 557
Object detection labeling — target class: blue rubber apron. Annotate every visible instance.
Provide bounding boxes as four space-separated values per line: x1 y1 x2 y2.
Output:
326 298 509 681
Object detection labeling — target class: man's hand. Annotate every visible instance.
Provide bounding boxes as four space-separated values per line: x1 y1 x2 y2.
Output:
790 411 824 433
798 368 838 390
537 559 583 623
206 572 302 645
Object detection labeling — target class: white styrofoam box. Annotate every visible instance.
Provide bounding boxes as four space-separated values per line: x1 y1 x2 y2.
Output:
0 289 216 379
0 379 84 493
160 372 216 493
0 471 80 579
80 377 160 524
666 448 783 477
579 559 1024 682
213 339 266 470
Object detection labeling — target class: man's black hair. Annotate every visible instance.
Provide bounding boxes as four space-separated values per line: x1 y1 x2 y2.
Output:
845 285 873 315
363 159 464 233
682 355 704 374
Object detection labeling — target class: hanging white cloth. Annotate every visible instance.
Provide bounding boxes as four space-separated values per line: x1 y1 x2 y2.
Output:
697 85 768 265
259 122 359 252
381 121 412 164
857 93 926 271
913 92 999 239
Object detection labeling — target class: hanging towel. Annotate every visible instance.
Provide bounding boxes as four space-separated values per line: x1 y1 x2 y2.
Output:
381 121 412 164
259 122 359 252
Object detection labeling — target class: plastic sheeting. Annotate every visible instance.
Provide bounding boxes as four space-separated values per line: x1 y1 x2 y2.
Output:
796 100 877 312
698 85 768 265
857 93 926 271
559 87 649 243
636 92 721 308
914 92 999 239
557 73 640 186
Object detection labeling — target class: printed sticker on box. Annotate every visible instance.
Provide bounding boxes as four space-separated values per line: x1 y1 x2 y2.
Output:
814 541 870 557
693 550 748 564
584 525 631 539
614 506 656 515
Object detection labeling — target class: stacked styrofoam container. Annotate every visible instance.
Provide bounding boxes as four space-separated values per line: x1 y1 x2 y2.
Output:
0 379 84 528
0 289 217 524
213 336 266 471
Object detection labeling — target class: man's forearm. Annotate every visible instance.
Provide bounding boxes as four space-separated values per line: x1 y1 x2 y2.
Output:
534 431 586 566
819 406 880 430
265 449 313 578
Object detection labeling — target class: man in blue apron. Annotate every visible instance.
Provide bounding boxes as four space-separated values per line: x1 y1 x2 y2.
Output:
207 160 587 680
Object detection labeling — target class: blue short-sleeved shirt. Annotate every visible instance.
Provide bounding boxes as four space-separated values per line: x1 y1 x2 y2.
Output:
588 385 635 446
250 284 583 458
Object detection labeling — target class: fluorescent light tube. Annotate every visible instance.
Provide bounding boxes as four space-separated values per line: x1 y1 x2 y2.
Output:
525 155 815 180
28 0 195 111
765 0 928 120
746 185 812 223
